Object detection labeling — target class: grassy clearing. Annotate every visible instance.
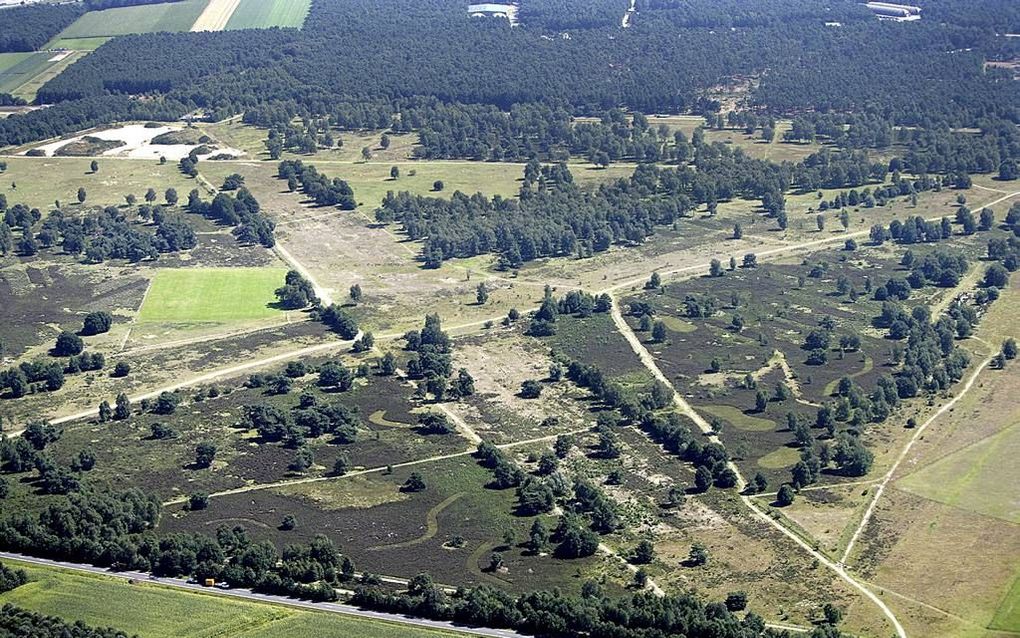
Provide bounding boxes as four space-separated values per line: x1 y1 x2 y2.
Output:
701 404 775 432
55 0 211 39
137 267 288 323
0 560 469 638
225 0 311 29
756 446 800 469
0 157 205 210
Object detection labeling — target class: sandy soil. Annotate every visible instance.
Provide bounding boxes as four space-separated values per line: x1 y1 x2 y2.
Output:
29 124 244 161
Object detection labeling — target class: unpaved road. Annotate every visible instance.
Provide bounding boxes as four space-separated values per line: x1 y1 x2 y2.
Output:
840 350 995 565
607 291 908 638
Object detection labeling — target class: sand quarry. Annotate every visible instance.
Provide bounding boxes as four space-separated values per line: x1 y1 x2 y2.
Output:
28 124 244 161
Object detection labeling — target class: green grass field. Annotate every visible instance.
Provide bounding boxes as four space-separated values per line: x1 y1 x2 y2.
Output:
54 0 211 39
0 157 207 210
991 574 1020 631
0 560 468 638
0 52 57 95
0 52 33 74
225 0 311 29
138 267 288 323
897 421 1020 525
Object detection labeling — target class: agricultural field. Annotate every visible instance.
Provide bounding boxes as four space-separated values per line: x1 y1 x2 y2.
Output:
52 0 211 40
138 267 288 324
225 0 312 30
0 51 81 101
0 560 469 638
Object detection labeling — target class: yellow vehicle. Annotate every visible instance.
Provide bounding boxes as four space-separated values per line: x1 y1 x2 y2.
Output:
203 578 215 587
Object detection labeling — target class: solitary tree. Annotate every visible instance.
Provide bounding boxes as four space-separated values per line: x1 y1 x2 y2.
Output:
476 283 489 304
90 160 99 173
390 166 400 180
631 539 655 564
77 187 87 204
686 542 709 566
114 393 131 420
403 472 427 492
194 442 217 468
776 484 795 506
651 320 667 343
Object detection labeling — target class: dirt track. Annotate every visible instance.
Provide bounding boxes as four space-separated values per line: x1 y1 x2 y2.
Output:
191 0 241 32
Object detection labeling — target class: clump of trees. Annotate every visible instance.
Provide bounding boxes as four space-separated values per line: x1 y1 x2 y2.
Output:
278 160 356 209
275 270 319 309
186 188 274 248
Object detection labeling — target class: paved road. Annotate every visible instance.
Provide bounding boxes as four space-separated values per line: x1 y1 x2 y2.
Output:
0 552 521 638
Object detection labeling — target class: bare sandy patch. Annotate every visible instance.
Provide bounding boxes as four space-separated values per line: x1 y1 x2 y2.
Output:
28 124 243 160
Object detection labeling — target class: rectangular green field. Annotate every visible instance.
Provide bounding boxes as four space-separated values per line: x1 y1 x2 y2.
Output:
138 267 288 323
54 0 211 39
225 0 311 29
0 560 469 638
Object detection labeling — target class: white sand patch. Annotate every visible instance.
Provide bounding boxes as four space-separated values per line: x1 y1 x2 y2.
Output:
26 124 244 161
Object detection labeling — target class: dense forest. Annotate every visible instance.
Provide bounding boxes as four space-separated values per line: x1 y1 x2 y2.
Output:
517 0 627 31
0 4 83 53
0 0 1013 160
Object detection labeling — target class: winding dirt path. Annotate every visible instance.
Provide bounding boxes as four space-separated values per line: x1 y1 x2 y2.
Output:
367 493 466 551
